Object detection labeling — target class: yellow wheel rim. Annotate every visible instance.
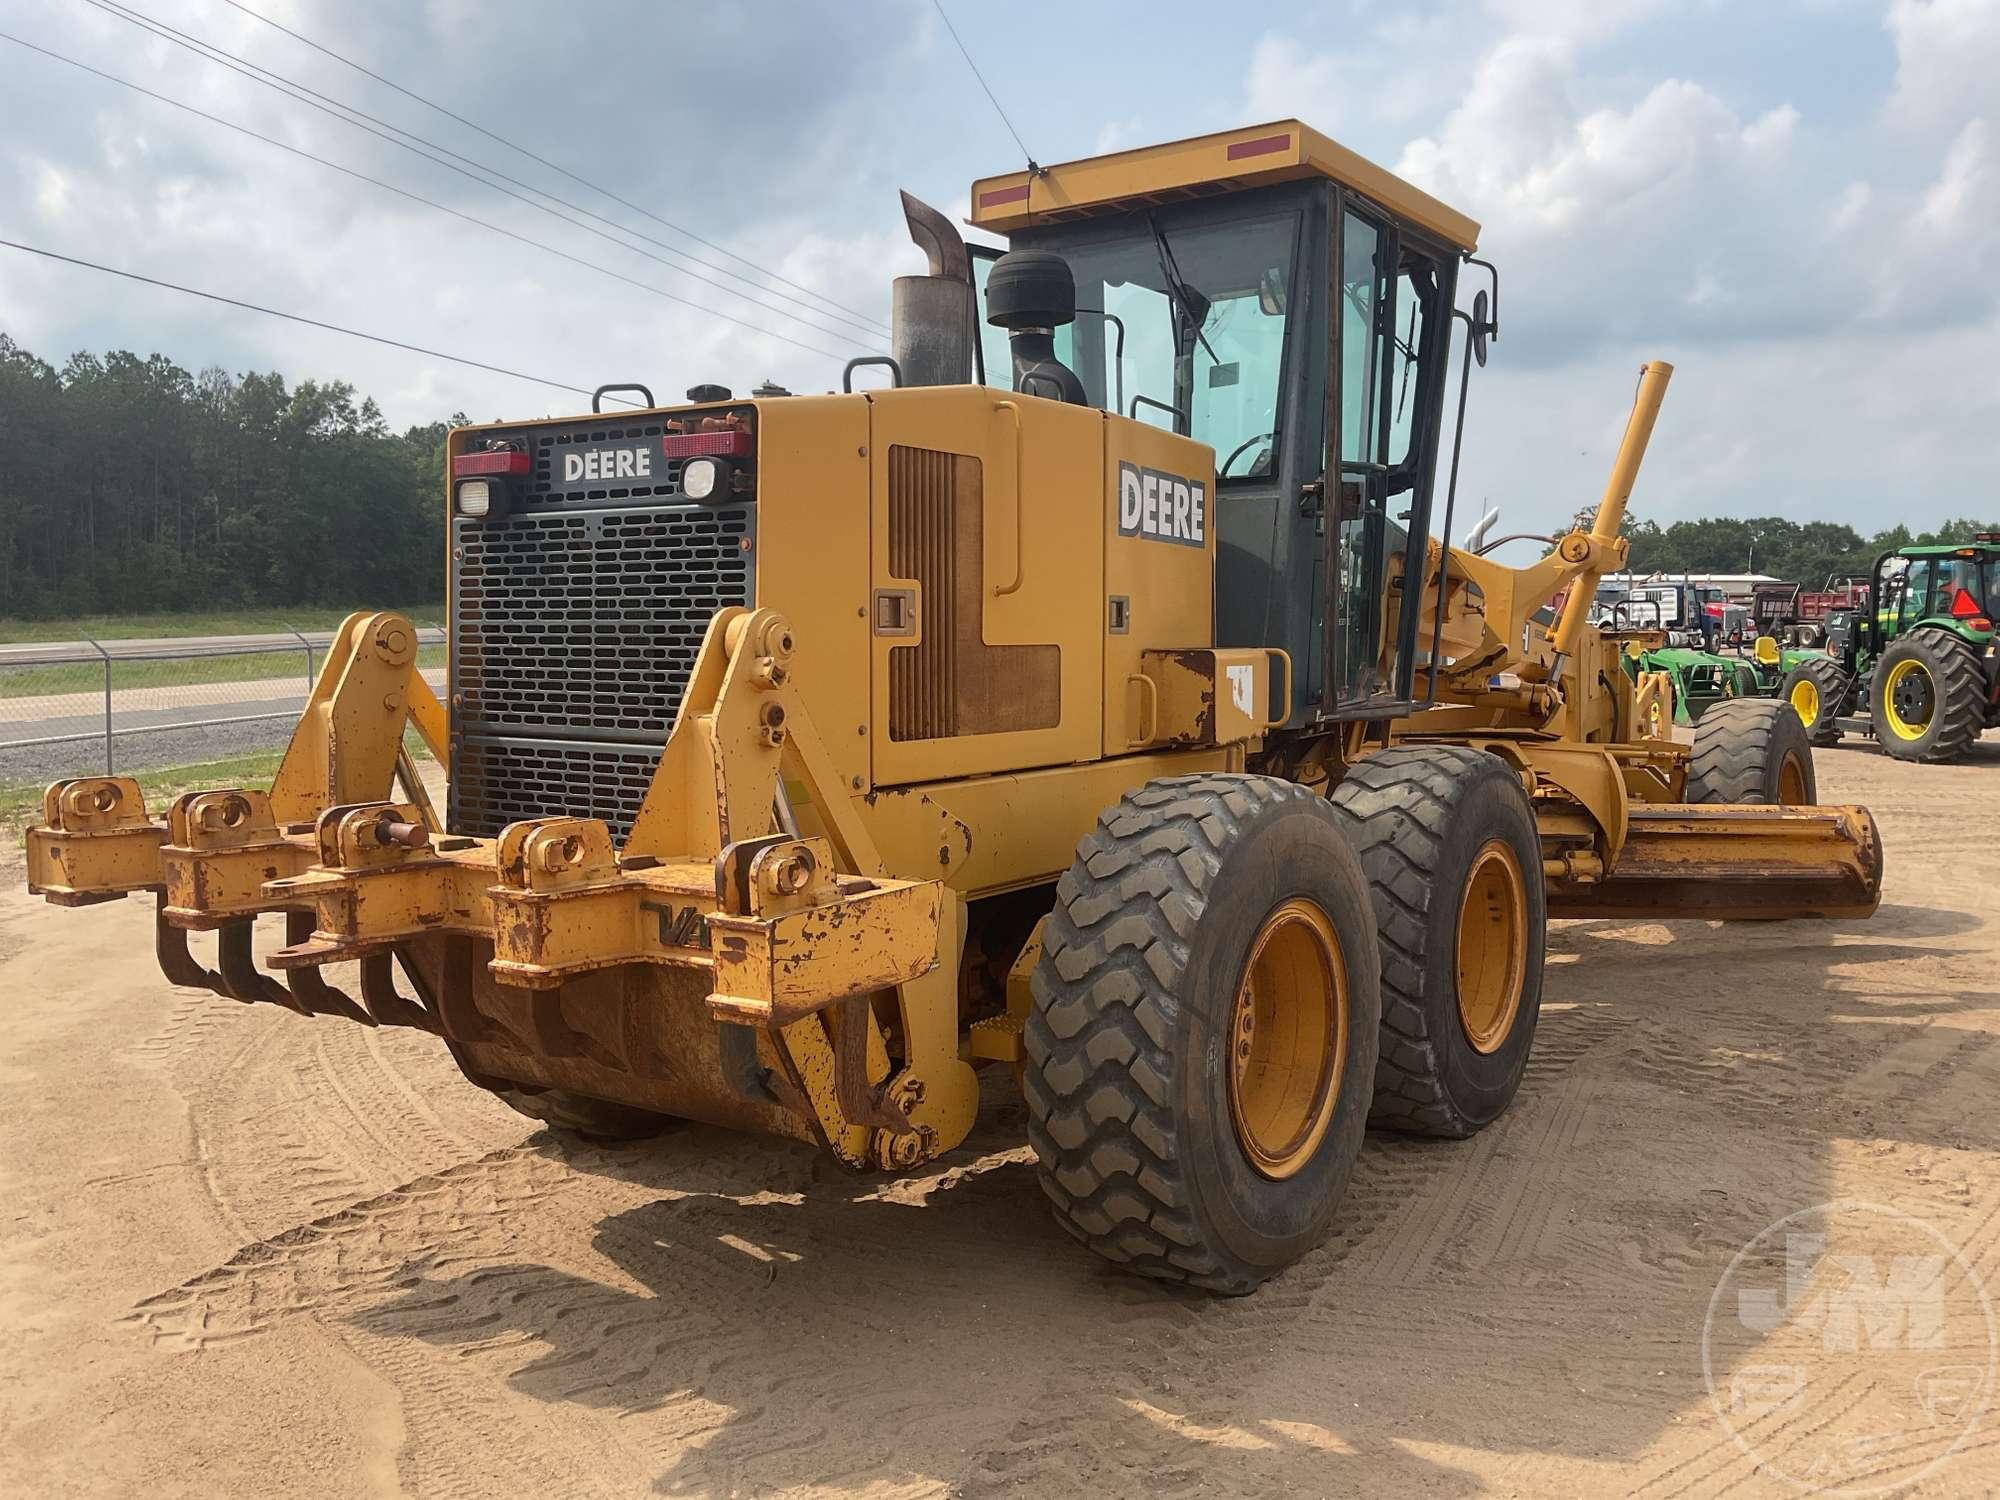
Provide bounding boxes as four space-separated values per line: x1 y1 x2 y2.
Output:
1880 658 1933 740
1789 676 1819 726
1228 898 1347 1180
1777 751 1809 806
1456 841 1528 1055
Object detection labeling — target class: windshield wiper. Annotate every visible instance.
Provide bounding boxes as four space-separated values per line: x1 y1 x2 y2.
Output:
1147 214 1220 366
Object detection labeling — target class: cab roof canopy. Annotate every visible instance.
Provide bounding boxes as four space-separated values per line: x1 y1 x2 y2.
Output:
969 119 1481 253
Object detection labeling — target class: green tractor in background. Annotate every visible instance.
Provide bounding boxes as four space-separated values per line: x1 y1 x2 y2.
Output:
1778 537 2000 762
1597 582 1759 727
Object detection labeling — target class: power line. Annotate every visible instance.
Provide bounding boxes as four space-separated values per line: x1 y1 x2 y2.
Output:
931 0 1039 173
3 31 853 361
83 0 885 343
77 0 886 345
0 236 635 403
215 0 886 333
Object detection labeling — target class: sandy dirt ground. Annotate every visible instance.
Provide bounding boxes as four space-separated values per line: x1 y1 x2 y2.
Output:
3 736 2000 1497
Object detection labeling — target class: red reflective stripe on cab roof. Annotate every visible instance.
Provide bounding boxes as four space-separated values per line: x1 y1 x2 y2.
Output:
1226 133 1292 161
978 184 1032 208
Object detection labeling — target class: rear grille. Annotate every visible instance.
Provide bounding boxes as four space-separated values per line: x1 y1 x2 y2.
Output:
449 499 754 838
449 736 661 843
453 504 753 741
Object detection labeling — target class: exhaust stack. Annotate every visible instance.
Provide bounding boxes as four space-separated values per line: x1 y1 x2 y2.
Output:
891 192 974 387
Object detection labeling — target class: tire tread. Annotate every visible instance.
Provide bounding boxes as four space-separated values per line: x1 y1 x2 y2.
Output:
1026 773 1321 1294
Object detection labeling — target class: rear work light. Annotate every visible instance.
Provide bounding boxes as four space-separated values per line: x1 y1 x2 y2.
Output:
456 479 496 517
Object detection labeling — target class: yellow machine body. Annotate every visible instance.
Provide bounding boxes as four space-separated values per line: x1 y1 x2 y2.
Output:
23 121 1882 1181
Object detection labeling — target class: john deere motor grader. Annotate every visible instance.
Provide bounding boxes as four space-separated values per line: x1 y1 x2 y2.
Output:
24 122 1882 1293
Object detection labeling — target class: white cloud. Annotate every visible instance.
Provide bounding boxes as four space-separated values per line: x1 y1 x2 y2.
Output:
1828 179 1872 231
1250 1 2000 532
1482 0 1668 45
1920 118 1990 231
1243 34 1352 126
1885 0 2000 133
32 165 70 218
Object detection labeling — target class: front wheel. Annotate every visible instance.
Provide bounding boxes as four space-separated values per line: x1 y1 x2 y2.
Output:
1686 698 1817 805
1778 657 1849 747
1328 746 1547 1138
1026 774 1381 1294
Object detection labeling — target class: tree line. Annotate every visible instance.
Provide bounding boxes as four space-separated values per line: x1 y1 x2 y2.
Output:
2 334 1994 622
1619 513 1998 587
0 334 456 620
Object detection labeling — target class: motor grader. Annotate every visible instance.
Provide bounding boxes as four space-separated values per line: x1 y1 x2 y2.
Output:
24 121 1883 1293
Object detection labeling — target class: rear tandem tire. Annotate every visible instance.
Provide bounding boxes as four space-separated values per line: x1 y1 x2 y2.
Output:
1778 657 1849 747
1327 746 1547 1139
446 1043 681 1141
1686 698 1817 805
1026 774 1382 1294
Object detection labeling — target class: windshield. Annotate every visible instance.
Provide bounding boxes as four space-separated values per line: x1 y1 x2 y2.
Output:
977 212 1298 479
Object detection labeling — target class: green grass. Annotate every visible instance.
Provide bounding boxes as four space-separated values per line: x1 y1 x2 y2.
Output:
1 750 286 826
0 604 445 644
1 642 446 701
2 735 437 826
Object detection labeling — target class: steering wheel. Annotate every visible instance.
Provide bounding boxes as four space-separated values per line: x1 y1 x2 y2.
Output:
1219 430 1276 478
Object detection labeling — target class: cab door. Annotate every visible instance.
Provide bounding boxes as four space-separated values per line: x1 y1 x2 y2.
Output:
1321 204 1455 714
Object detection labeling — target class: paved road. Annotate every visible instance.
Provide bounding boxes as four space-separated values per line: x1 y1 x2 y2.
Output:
0 665 447 787
0 626 444 667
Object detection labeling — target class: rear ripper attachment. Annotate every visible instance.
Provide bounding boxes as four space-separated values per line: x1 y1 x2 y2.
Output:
25 607 972 1171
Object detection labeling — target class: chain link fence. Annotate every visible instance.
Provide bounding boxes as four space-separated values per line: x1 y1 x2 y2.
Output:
0 629 447 786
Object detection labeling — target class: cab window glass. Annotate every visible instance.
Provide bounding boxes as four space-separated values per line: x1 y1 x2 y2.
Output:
977 214 1299 473
1384 267 1434 468
1193 272 1289 475
1100 281 1174 429
1339 213 1384 466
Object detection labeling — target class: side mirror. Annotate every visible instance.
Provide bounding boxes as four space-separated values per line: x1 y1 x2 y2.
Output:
1258 266 1286 316
1471 289 1491 368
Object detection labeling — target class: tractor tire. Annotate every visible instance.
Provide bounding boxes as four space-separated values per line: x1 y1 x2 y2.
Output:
1686 698 1817 805
1328 746 1546 1138
1872 630 1986 764
1778 657 1849 747
447 1043 681 1141
1026 774 1381 1294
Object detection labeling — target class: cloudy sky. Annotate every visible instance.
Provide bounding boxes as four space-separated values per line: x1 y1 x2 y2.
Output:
2 0 1995 539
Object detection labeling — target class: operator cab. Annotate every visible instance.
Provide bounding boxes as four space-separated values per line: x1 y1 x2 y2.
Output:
964 122 1490 721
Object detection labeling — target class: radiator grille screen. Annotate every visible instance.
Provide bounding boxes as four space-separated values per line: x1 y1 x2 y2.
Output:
449 496 753 837
449 736 660 843
453 504 752 741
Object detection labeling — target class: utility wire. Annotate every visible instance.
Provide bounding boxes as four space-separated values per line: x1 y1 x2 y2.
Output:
215 0 885 332
77 0 885 345
1 32 852 360
931 0 1039 173
0 237 636 403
